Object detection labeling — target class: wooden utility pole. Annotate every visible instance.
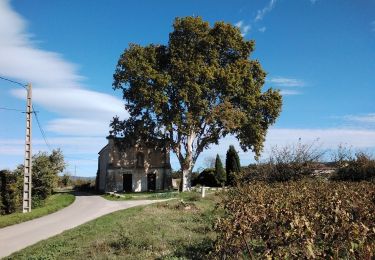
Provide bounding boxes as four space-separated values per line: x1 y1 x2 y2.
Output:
23 83 32 213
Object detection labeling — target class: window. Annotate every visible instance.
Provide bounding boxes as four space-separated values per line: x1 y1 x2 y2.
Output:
136 152 144 168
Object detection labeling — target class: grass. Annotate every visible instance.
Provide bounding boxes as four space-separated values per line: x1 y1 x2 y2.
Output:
7 192 221 260
0 192 75 228
102 190 180 201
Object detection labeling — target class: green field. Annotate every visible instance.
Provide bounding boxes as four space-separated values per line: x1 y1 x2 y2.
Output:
7 192 219 260
0 192 75 229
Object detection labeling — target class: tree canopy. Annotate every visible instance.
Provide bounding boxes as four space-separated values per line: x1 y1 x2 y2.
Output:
111 16 282 190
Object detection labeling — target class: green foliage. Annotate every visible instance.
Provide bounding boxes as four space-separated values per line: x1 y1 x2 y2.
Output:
111 16 282 190
333 152 375 181
59 173 72 187
0 169 22 214
215 154 226 186
0 149 66 215
214 180 375 259
226 145 241 185
196 168 218 187
32 149 66 200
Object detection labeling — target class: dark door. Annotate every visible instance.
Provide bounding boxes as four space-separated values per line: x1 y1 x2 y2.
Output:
147 173 156 191
123 174 132 192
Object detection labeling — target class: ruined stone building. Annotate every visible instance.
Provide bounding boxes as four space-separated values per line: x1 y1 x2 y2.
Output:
96 136 172 192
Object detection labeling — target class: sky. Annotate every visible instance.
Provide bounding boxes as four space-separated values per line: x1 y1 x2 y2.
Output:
0 0 374 176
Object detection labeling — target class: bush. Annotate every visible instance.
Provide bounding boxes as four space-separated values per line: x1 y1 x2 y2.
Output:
74 180 96 192
0 169 22 214
242 141 324 183
332 152 375 181
59 173 72 187
196 169 219 187
213 180 375 259
32 150 65 200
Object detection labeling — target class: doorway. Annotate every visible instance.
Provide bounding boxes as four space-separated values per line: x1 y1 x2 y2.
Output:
147 173 156 191
123 174 132 192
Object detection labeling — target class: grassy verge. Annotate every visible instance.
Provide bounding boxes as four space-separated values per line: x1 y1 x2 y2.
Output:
0 192 75 229
8 192 220 259
102 190 180 201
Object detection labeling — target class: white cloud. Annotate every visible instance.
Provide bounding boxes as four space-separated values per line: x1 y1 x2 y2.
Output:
235 20 243 28
344 113 375 124
268 77 305 87
258 27 267 33
0 1 127 137
255 0 277 22
235 20 251 36
0 137 106 156
46 118 111 136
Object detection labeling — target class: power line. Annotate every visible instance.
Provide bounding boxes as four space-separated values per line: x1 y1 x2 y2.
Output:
0 107 25 112
32 104 52 152
0 76 27 89
29 105 96 162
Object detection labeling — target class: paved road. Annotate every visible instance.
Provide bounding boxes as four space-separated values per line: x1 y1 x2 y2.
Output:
0 194 166 258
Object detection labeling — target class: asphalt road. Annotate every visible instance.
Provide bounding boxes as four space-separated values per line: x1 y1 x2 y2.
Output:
0 194 165 258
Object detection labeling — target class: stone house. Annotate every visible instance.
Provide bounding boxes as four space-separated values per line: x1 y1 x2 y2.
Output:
96 136 172 192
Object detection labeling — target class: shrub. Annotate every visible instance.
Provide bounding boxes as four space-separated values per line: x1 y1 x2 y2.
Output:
74 180 96 192
332 152 375 181
242 141 324 183
0 169 22 214
196 168 218 187
59 173 72 187
213 180 375 259
32 149 65 200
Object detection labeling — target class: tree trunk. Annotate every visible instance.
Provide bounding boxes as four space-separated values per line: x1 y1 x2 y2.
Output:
182 166 192 191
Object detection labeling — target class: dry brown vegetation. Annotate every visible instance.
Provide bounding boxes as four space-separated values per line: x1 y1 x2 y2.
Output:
213 180 375 259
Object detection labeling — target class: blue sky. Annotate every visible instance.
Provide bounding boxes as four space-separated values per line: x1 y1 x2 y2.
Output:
0 0 374 176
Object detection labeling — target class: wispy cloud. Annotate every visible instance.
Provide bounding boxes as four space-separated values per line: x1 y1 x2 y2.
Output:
255 0 277 22
268 77 305 87
267 77 305 96
0 1 127 175
344 113 375 124
258 27 267 33
235 20 251 36
0 1 128 138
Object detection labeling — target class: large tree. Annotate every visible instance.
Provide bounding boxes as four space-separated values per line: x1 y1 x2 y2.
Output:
111 17 282 191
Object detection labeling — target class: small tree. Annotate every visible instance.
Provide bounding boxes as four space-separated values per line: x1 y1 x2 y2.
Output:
32 149 66 202
215 154 226 186
226 145 241 185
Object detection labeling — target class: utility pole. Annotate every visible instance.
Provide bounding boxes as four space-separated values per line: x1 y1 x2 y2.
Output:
23 83 32 213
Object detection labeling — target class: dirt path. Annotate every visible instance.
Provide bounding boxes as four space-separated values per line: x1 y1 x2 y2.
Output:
0 194 165 258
